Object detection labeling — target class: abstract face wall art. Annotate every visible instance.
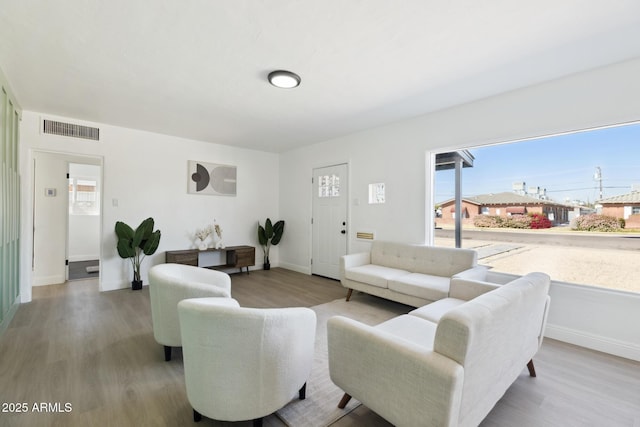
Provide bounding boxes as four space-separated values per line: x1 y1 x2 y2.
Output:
188 161 237 196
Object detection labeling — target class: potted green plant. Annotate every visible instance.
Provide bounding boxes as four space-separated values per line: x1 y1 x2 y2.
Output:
115 217 162 290
257 218 284 270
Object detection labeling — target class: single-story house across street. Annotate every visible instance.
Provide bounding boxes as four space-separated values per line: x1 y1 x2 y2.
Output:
436 191 574 227
599 190 640 228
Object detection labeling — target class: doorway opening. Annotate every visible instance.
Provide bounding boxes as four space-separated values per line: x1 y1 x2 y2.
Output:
67 162 101 281
32 152 102 288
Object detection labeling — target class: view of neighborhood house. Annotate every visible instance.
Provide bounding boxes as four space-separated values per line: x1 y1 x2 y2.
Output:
435 123 640 294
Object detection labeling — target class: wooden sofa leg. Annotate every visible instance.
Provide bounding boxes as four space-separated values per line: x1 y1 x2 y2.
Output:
527 359 537 377
164 346 172 362
338 393 352 409
299 382 307 400
345 289 353 302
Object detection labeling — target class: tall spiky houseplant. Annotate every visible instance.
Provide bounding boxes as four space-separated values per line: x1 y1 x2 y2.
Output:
257 218 284 270
115 217 161 290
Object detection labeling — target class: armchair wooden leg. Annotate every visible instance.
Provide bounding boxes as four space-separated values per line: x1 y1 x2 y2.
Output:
345 289 353 302
164 346 172 362
299 382 307 400
338 393 352 409
253 418 263 427
527 359 537 377
193 409 202 422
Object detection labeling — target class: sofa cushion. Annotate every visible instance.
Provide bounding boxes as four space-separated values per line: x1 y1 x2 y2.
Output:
412 245 478 277
370 241 419 271
375 314 437 349
409 298 466 323
344 264 410 289
388 273 450 301
369 241 478 276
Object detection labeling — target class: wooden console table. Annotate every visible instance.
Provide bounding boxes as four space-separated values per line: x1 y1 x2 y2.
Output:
165 245 255 274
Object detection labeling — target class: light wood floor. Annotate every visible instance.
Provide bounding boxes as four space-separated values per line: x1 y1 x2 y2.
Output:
0 268 638 427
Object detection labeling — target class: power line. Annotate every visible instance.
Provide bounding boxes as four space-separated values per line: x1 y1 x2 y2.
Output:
546 186 629 193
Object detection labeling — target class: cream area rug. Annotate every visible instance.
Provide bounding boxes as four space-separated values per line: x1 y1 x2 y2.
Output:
276 294 410 427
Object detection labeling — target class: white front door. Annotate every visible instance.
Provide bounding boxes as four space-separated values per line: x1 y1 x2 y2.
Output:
312 164 348 279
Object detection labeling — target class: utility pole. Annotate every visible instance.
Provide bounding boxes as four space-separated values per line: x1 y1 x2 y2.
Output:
594 166 603 200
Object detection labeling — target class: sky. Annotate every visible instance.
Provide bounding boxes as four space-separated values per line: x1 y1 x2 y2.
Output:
434 122 640 205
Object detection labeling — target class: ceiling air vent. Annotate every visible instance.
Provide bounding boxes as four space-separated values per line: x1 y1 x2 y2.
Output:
43 119 100 141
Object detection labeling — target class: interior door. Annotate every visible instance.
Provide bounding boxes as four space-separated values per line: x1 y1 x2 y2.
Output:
312 164 348 279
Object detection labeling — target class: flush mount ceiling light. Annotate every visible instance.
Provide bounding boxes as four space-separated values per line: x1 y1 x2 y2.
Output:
268 70 301 89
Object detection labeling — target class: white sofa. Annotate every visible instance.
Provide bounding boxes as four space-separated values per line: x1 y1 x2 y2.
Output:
341 240 487 307
328 272 551 427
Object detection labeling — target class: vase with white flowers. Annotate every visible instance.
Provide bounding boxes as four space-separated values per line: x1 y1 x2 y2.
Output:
194 227 211 250
212 220 225 249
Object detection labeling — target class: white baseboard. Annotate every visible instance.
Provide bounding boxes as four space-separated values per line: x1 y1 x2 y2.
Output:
279 262 311 275
33 275 66 286
545 323 640 362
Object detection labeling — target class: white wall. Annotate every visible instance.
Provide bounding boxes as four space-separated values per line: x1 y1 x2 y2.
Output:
20 113 279 300
279 57 640 360
546 282 640 361
278 136 429 274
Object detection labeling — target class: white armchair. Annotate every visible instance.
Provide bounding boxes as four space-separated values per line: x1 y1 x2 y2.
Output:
148 263 232 361
178 297 317 426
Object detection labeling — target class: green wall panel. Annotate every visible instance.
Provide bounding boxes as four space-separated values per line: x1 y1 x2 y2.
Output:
1 80 21 330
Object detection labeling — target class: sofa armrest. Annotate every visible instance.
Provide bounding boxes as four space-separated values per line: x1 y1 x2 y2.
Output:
452 265 489 281
327 316 463 427
340 252 371 272
449 278 500 301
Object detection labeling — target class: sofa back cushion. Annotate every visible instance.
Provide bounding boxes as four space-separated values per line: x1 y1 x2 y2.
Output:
433 272 551 427
370 241 477 277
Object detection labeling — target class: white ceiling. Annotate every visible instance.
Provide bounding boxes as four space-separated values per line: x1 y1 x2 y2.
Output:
1 1 640 152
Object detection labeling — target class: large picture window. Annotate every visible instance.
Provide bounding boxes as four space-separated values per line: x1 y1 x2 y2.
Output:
434 122 640 294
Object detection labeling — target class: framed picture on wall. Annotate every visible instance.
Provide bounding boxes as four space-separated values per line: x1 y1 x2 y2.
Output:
188 160 237 196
